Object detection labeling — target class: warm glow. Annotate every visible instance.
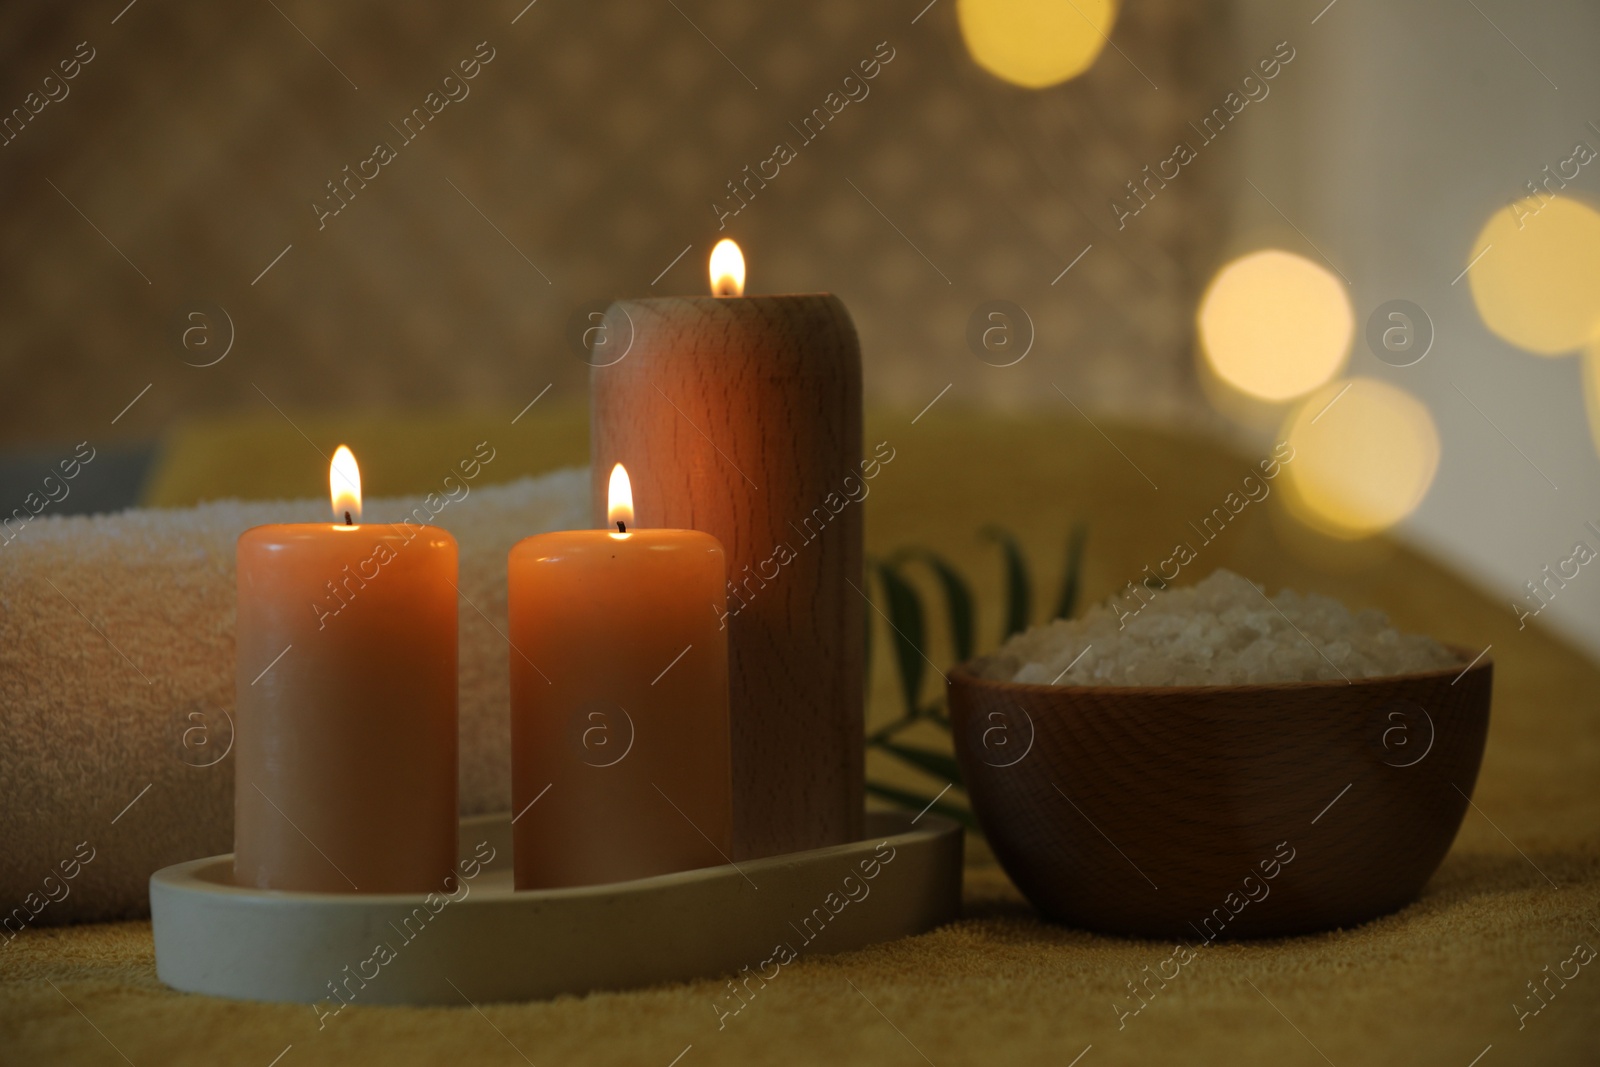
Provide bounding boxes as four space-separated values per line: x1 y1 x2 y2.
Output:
957 0 1116 89
330 445 362 525
1467 195 1600 356
1282 378 1439 539
1199 249 1352 402
607 463 634 532
709 239 745 297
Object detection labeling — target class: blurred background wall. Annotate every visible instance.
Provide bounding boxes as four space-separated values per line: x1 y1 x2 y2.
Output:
4 0 1600 660
0 0 1228 437
1231 0 1600 662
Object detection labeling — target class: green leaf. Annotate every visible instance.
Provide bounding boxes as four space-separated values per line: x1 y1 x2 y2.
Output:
865 780 979 831
889 547 976 663
1054 521 1089 620
873 560 927 719
981 526 1032 640
871 738 965 786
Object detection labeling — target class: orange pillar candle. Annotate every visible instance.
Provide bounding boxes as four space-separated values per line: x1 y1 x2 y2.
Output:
234 446 459 893
508 463 733 889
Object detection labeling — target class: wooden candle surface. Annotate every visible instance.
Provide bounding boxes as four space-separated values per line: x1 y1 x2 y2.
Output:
234 524 459 893
591 294 864 858
507 526 732 888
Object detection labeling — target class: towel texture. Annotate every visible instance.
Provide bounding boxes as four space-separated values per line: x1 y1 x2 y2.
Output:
0 468 588 924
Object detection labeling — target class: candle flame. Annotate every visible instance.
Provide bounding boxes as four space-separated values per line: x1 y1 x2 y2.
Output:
607 463 634 532
330 445 362 525
709 239 745 297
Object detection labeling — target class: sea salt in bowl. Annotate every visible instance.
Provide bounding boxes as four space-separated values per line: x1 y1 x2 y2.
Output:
949 571 1492 938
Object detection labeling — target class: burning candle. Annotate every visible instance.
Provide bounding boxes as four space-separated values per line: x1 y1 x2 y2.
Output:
234 446 458 893
590 241 864 859
507 463 733 889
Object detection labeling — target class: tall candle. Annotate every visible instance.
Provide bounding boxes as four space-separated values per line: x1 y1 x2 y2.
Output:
590 241 864 859
234 446 458 893
508 463 732 889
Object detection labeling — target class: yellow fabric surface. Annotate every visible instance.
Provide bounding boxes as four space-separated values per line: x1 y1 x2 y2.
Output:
6 410 1598 1066
140 406 592 508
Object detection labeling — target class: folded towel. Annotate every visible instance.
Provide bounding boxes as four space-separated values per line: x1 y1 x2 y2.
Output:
0 467 588 926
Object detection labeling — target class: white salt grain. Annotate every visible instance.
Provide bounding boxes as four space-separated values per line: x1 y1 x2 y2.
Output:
982 569 1460 687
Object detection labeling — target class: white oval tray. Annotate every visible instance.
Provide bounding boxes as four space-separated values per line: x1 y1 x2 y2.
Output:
150 810 963 1005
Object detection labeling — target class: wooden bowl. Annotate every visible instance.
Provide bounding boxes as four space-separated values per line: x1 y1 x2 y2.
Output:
949 650 1492 938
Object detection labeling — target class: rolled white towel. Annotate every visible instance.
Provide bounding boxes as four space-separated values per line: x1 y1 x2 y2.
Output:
0 467 588 927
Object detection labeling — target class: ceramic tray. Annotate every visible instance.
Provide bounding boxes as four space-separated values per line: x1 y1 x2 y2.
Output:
150 810 963 1005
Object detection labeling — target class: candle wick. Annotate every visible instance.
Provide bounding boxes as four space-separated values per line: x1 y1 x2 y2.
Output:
616 520 627 533
344 511 352 526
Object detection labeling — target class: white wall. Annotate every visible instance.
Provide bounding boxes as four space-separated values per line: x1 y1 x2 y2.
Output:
1235 0 1600 660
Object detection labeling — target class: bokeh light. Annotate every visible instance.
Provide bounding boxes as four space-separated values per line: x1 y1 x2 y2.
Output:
1198 249 1353 402
1281 377 1440 539
957 0 1117 89
1467 195 1600 356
